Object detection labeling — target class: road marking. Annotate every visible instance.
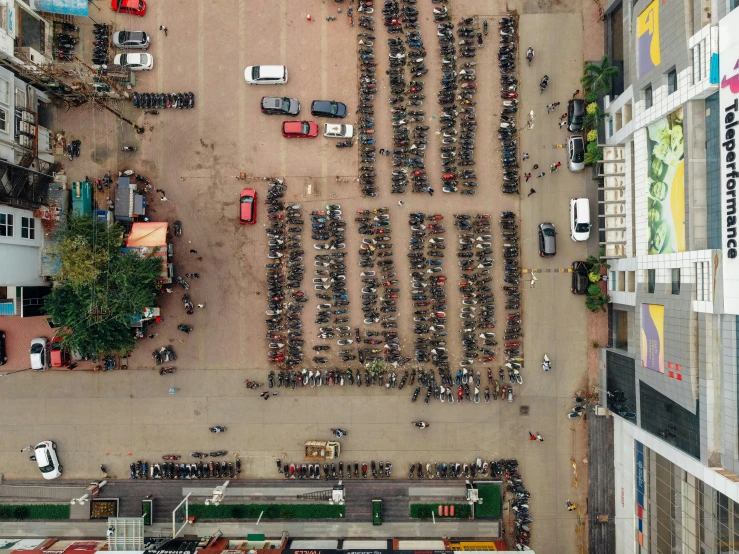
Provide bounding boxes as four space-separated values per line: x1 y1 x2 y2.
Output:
198 0 205 138
522 268 573 273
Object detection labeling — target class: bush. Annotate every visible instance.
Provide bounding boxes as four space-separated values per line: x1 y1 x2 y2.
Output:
589 272 601 283
587 130 598 142
588 284 602 296
587 141 600 155
586 290 610 312
586 90 598 103
586 102 598 115
0 504 69 520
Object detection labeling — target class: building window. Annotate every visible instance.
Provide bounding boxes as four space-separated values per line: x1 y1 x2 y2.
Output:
672 269 681 294
0 213 13 236
667 68 677 95
21 217 34 240
647 269 656 293
644 85 653 109
0 80 9 106
0 108 8 132
15 88 26 109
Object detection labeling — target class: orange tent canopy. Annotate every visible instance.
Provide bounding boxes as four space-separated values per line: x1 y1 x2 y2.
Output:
126 221 168 247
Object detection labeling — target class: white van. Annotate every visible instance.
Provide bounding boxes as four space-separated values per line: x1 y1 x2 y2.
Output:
244 65 288 85
570 197 591 242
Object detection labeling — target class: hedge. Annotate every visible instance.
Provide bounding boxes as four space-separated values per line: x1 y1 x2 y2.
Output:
0 504 70 520
476 484 502 518
410 503 471 519
188 503 344 520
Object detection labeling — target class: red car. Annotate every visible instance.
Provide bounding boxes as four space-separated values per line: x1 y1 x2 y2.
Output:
111 0 147 16
282 121 319 139
50 337 68 368
240 188 257 225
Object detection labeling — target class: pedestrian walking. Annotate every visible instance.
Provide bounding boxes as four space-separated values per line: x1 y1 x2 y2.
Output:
522 153 529 160
560 113 567 120
536 432 544 441
261 392 270 401
107 527 115 538
525 173 532 182
160 196 168 201
428 187 434 196
545 103 554 112
566 500 578 511
532 164 539 170
530 272 538 288
149 333 157 339
168 387 179 395
537 172 546 178
159 25 168 36
527 188 536 197
572 89 580 98
272 391 279 396
190 249 198 253
197 303 205 309
379 148 385 155
555 161 562 169
398 200 404 206
559 120 567 128
529 432 537 440
553 101 561 108
156 188 166 194
20 445 33 452
165 288 173 294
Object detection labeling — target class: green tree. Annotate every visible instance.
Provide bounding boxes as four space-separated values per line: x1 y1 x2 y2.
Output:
585 255 610 275
585 291 611 313
581 55 619 95
44 216 162 357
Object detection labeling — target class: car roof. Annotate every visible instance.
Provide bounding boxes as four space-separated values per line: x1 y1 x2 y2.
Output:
283 121 303 132
572 198 590 220
569 99 585 115
240 188 255 197
254 65 285 77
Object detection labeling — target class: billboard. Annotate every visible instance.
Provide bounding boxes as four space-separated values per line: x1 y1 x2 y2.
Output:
646 107 685 254
37 0 88 16
636 0 661 78
640 304 665 373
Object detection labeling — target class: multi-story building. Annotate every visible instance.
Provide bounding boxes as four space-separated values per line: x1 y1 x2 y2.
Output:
599 0 739 551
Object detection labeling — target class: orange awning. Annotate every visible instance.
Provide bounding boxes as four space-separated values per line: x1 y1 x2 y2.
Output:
126 221 168 247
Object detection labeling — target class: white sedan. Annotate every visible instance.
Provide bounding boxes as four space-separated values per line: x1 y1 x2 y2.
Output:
324 123 354 138
34 441 62 480
113 53 154 71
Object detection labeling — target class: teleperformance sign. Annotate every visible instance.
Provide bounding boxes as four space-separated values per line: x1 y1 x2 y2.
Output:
719 7 739 313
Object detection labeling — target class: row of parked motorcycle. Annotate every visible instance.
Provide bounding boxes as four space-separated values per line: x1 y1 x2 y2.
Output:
264 180 306 368
497 15 521 194
280 460 391 480
313 205 351 352
501 458 533 551
383 0 430 194
408 457 507 479
410 366 514 403
152 345 176 365
355 27 378 196
408 212 449 369
271 366 416 389
455 214 495 367
128 459 240 480
499 212 524 390
132 92 195 110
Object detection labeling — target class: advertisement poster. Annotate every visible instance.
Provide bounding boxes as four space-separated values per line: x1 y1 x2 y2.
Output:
637 0 661 78
641 304 665 373
38 0 88 16
646 107 685 254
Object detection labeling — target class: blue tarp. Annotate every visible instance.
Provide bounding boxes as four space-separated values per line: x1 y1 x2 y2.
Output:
38 0 88 16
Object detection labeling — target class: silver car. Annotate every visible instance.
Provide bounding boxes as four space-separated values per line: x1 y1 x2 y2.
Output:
112 30 150 49
538 222 556 257
567 135 585 172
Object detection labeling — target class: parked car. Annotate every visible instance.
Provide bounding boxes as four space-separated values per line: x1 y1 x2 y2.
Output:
111 0 146 16
570 198 591 242
538 222 556 257
34 441 62 480
0 330 6 366
567 135 585 172
282 121 319 138
571 261 589 294
324 123 354 138
30 337 48 370
112 30 151 49
568 99 585 132
50 337 68 368
240 188 257 225
261 96 300 116
311 100 348 118
113 53 153 71
244 65 288 85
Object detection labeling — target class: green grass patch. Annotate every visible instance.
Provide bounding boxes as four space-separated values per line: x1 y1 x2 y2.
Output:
476 484 502 518
410 503 472 519
0 504 70 520
188 503 344 520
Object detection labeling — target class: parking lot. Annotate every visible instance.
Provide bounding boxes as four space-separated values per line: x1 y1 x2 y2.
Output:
0 0 602 551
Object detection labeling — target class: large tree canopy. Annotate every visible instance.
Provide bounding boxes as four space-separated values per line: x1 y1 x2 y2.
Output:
44 216 162 357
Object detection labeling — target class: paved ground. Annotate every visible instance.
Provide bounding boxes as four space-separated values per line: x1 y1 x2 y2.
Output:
587 410 615 554
0 0 605 551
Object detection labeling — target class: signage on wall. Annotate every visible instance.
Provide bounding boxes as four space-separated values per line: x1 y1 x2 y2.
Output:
640 304 665 373
718 7 739 313
637 0 662 78
636 441 645 546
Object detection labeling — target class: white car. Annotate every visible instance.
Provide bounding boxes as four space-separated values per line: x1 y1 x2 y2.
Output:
114 53 154 71
324 123 354 138
30 337 48 370
567 135 585 172
570 197 591 242
34 441 62 480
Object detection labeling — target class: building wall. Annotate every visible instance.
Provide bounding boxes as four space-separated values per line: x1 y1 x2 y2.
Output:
0 204 42 286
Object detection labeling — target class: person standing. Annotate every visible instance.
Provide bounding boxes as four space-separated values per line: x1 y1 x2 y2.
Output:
524 173 532 182
573 89 580 98
537 172 546 178
529 432 537 440
20 445 33 452
527 188 536 197
159 25 168 36
522 153 529 160
536 432 544 441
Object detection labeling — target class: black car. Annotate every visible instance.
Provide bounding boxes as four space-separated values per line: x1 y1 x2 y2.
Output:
0 331 5 365
571 261 589 294
311 100 347 118
568 99 585 132
260 96 300 116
